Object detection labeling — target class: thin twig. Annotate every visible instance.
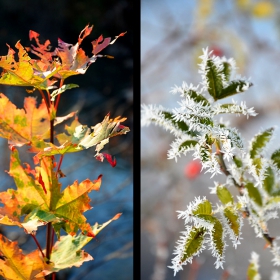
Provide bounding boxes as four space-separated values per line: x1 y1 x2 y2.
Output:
31 233 45 259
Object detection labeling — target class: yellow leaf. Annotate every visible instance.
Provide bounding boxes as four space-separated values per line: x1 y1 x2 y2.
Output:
252 1 274 18
0 234 45 280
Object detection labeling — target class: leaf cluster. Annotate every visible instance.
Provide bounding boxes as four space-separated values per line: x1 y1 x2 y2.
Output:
0 25 129 278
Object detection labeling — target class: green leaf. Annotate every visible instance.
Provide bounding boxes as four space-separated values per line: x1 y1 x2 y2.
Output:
209 217 224 258
247 263 259 280
267 196 280 205
50 84 79 101
252 157 262 176
199 134 214 162
217 80 252 100
247 253 260 280
192 200 212 215
178 140 198 152
186 90 210 106
180 227 206 263
197 215 224 258
216 103 249 115
233 156 243 168
222 61 231 82
190 114 213 128
205 58 224 100
35 214 122 276
216 185 234 205
245 182 262 207
271 148 280 169
224 207 240 238
250 127 274 159
161 111 197 137
263 166 274 195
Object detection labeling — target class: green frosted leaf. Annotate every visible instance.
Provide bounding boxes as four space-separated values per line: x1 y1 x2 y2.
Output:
224 207 240 237
252 157 263 177
199 134 214 162
222 61 231 82
216 103 249 115
216 185 234 205
250 127 274 159
247 263 259 280
263 166 274 195
247 254 260 280
197 215 224 258
162 111 197 137
178 140 198 152
181 227 206 263
217 80 252 100
205 58 223 100
233 156 243 168
271 148 280 170
192 200 212 215
199 145 210 162
210 217 224 258
186 90 210 106
245 182 262 207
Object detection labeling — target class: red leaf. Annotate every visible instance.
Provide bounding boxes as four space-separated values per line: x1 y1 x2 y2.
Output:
96 153 117 167
38 172 47 194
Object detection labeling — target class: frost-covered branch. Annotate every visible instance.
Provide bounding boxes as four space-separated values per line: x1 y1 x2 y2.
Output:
141 47 280 277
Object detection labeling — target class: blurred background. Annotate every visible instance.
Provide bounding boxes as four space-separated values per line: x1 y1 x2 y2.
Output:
0 1 133 279
141 1 280 279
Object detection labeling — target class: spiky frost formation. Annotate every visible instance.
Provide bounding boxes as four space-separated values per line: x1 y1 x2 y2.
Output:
141 47 280 276
141 104 186 138
168 226 207 276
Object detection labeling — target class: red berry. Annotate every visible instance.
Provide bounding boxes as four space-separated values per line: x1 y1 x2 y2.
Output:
184 160 202 179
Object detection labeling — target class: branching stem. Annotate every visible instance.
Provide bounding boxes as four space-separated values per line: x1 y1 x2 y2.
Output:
215 141 275 247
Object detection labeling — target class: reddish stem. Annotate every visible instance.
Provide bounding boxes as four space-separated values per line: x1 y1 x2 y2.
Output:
31 233 45 259
55 94 61 111
56 155 64 177
51 227 55 254
38 89 50 115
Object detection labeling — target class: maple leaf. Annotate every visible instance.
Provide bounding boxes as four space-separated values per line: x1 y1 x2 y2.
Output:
0 41 57 89
0 234 45 280
35 213 122 277
0 149 57 223
29 24 126 80
52 175 102 237
1 148 104 237
0 214 45 235
0 93 77 148
34 114 130 160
